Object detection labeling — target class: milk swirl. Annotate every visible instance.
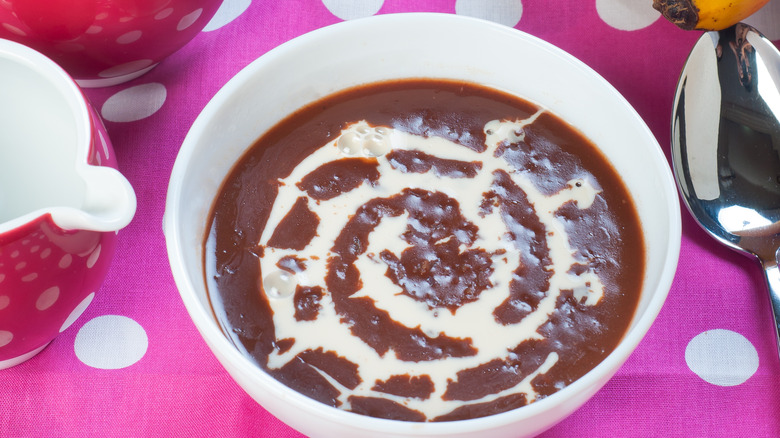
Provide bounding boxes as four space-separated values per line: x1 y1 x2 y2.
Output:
257 112 604 419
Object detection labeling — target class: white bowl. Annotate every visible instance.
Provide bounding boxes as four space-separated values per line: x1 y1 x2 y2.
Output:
164 12 681 438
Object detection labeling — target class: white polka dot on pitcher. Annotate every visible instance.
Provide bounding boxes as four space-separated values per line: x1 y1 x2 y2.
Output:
74 315 148 369
203 0 251 31
116 30 143 44
455 0 523 27
685 329 759 386
155 8 174 20
36 287 60 311
58 254 72 269
177 8 203 31
2 22 26 37
322 0 384 20
0 295 9 310
101 83 167 123
86 245 101 269
596 0 660 31
0 331 12 348
60 293 95 333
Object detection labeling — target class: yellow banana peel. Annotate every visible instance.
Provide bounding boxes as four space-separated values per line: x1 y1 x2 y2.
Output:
653 0 770 30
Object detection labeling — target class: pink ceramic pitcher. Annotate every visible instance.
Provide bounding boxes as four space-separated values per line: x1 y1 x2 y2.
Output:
0 39 136 369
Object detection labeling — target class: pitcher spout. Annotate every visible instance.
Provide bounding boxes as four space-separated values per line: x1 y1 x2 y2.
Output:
57 164 137 233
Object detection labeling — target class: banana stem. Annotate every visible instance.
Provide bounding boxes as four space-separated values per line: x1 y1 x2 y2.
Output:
653 0 699 30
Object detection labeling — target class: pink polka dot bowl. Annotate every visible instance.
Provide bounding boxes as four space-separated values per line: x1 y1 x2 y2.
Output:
0 0 223 87
0 39 137 369
165 13 681 438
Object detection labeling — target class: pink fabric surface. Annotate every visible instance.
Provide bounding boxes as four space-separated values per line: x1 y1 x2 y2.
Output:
3 1 780 437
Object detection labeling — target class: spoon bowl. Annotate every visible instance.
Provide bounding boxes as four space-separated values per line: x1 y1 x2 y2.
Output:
672 23 780 357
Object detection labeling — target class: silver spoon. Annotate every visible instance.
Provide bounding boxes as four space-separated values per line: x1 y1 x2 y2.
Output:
672 23 780 358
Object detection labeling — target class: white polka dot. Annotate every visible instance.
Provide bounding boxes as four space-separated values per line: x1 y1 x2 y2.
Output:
74 315 148 369
0 273 4 284
40 248 51 259
155 8 174 20
58 254 72 269
1 22 26 37
14 261 25 271
60 292 94 333
96 12 109 20
36 287 60 311
0 295 9 310
86 244 101 269
596 0 660 31
86 25 102 34
119 16 133 23
116 30 143 44
744 2 780 41
30 245 40 253
97 59 155 79
685 329 759 386
21 272 38 282
177 8 203 31
203 0 251 31
0 331 12 348
322 0 384 20
455 0 523 27
101 83 167 123
10 250 19 258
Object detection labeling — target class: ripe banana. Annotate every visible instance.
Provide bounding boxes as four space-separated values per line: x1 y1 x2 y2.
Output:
652 0 770 30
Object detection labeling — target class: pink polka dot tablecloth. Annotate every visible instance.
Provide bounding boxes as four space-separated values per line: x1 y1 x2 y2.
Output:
3 1 780 437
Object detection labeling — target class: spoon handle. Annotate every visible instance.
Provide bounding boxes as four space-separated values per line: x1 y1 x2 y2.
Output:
761 261 780 358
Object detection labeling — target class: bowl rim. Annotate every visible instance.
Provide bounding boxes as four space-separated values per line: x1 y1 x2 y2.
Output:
165 11 682 435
